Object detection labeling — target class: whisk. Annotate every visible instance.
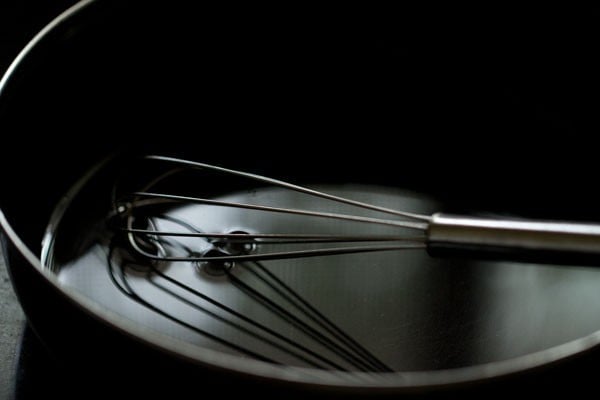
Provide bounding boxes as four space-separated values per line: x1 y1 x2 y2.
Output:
100 155 600 372
114 155 600 266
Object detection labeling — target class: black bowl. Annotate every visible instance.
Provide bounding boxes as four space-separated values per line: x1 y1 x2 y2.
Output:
3 1 600 396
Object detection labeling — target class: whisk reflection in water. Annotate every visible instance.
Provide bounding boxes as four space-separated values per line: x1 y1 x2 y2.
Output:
107 242 396 372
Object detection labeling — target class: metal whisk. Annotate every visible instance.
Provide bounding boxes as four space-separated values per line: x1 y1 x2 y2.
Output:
114 155 600 266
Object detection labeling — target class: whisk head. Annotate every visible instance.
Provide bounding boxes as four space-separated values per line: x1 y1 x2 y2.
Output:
112 155 430 268
92 155 442 372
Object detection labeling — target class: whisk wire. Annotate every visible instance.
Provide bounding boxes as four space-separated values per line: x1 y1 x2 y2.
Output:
143 155 431 222
131 191 429 231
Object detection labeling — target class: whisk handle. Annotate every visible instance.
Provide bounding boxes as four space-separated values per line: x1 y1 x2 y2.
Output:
427 213 600 265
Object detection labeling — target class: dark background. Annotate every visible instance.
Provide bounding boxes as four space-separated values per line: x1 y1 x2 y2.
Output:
0 1 77 72
0 2 77 398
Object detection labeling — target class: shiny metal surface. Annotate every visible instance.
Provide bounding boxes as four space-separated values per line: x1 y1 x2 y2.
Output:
429 213 600 256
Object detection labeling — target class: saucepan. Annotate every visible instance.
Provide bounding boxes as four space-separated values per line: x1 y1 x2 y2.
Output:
2 1 600 396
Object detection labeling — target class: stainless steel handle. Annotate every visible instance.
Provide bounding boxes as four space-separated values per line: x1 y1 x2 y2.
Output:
428 213 600 262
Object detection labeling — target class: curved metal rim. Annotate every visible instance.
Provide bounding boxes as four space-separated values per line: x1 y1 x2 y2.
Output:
2 0 600 391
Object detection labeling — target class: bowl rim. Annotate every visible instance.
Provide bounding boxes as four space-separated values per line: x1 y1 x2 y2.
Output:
2 0 600 391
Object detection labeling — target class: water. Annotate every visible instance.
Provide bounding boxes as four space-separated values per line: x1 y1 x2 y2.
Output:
42 167 600 372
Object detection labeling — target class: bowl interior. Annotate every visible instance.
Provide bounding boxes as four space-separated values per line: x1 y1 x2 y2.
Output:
3 1 600 387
